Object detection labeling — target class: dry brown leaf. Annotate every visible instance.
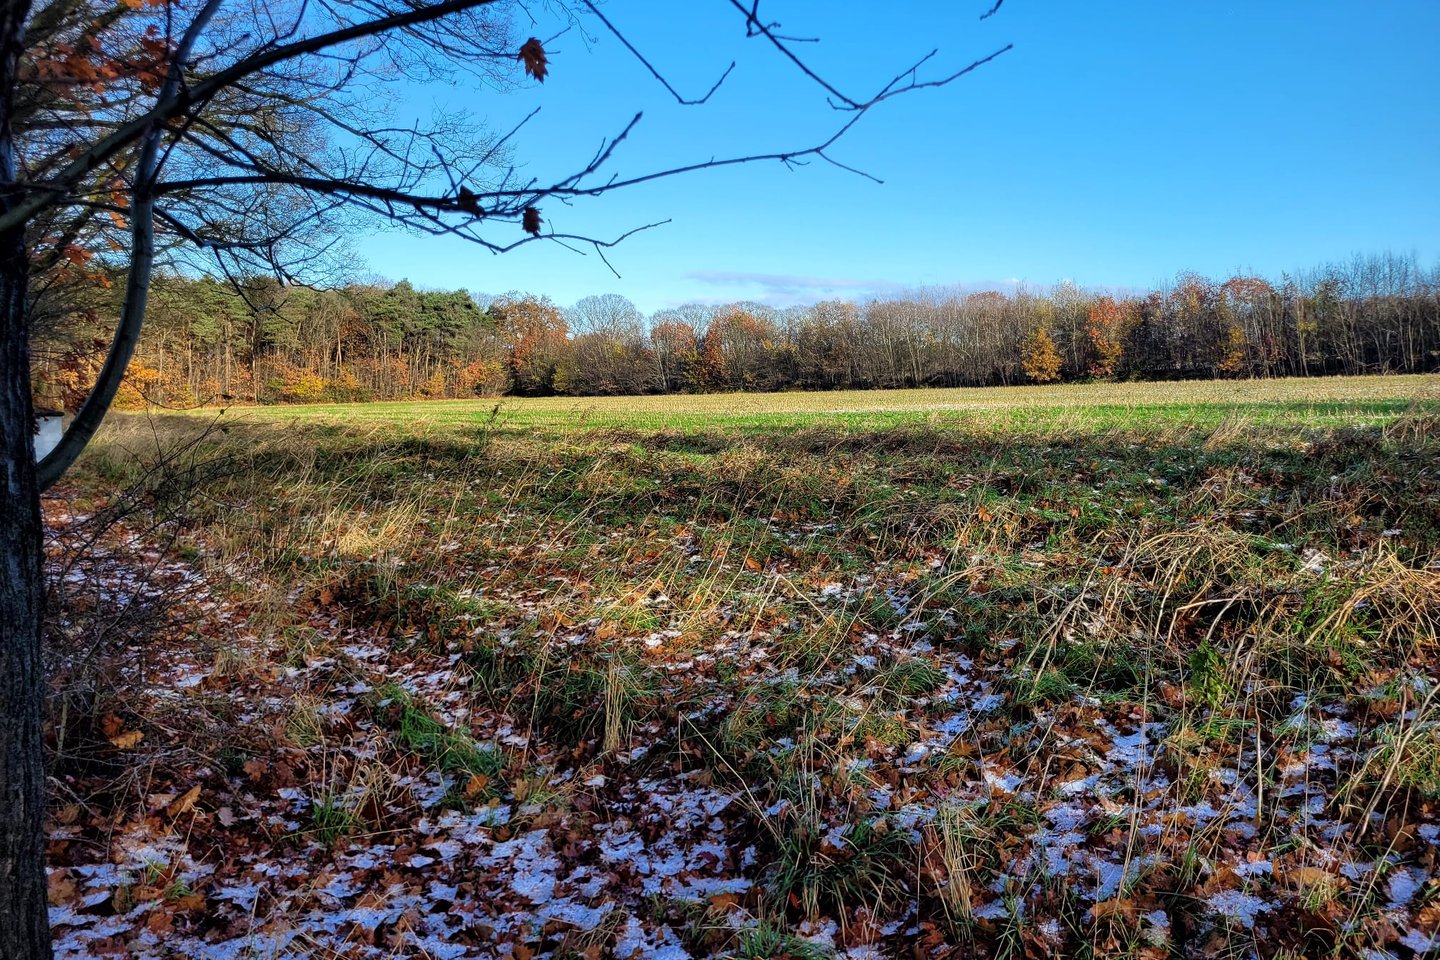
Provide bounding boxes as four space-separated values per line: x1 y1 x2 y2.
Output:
133 884 165 903
168 785 202 818
171 893 206 913
47 870 76 905
522 206 542 236
517 37 547 82
109 729 143 750
1287 866 1334 887
708 892 740 912
1091 897 1139 922
457 185 482 215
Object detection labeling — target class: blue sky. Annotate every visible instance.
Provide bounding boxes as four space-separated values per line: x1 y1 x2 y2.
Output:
355 1 1440 313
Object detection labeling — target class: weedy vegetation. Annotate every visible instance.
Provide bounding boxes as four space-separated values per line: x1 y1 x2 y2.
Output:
40 375 1440 958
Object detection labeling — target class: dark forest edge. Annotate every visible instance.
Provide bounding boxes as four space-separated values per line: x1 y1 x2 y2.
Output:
33 251 1440 409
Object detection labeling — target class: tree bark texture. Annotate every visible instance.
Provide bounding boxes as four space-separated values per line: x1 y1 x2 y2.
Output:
1 0 54 954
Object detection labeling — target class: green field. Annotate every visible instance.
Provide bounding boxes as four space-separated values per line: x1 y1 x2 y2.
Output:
46 373 1440 959
199 372 1440 434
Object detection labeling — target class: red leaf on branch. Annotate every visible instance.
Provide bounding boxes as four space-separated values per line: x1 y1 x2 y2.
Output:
518 38 547 82
522 206 542 236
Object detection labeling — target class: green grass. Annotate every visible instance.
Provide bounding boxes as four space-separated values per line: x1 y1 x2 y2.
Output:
727 921 833 959
308 790 362 847
767 815 913 920
372 683 504 779
186 373 1438 435
877 657 947 698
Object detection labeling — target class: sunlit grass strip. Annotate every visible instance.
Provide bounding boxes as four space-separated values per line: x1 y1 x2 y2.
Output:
166 373 1439 434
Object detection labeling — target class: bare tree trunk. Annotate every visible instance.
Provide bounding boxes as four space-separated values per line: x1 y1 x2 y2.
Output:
0 228 51 960
1 4 52 955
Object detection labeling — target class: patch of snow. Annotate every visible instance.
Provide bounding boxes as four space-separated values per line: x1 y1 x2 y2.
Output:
612 915 692 960
1387 867 1423 908
1205 890 1271 929
1399 928 1440 953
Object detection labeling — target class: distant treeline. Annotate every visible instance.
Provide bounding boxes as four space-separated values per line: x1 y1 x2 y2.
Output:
32 252 1440 407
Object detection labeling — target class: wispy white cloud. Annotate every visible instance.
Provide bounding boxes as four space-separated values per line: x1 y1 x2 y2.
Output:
659 271 1157 312
683 270 908 306
676 270 1031 308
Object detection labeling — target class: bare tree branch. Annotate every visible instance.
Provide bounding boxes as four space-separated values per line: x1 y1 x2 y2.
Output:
3 0 505 233
577 0 734 106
